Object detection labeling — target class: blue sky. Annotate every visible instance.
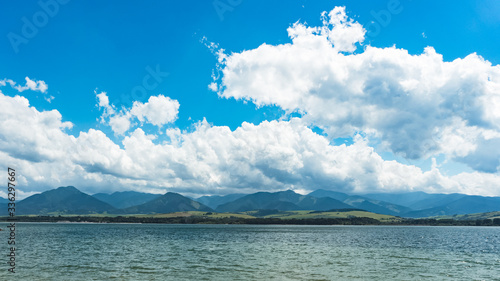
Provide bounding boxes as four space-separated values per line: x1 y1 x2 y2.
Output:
1 0 500 198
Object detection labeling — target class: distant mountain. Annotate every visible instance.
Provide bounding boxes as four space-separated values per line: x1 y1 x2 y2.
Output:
121 192 212 214
0 197 8 204
215 190 351 213
342 196 412 216
316 190 500 218
196 193 246 209
309 189 411 216
308 189 351 201
406 193 467 211
362 192 467 210
361 192 434 208
93 191 161 209
405 196 500 218
16 186 116 215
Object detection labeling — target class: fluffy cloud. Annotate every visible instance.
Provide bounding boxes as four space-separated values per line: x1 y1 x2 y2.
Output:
96 91 113 111
0 92 72 163
108 114 132 136
130 95 179 126
1 77 48 93
211 7 500 173
319 6 365 53
97 92 180 135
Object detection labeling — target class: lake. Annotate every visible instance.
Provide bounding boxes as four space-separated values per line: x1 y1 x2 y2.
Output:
3 223 500 280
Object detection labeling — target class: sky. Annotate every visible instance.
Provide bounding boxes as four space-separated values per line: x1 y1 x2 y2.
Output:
1 0 500 199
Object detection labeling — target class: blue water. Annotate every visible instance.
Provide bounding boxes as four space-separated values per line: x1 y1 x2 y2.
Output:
2 223 500 280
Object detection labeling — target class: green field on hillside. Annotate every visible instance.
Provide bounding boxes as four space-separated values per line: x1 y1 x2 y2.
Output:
131 211 255 219
257 210 399 221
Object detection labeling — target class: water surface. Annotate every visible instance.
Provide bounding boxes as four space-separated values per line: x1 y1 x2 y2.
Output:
3 223 500 280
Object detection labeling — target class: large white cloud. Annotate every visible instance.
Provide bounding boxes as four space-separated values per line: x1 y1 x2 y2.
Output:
0 93 73 163
211 6 500 173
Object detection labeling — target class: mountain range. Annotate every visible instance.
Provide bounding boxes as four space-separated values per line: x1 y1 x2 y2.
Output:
1 186 500 218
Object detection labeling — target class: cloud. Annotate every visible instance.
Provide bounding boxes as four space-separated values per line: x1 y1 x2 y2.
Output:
0 92 73 163
130 95 180 126
96 91 112 110
211 6 500 173
0 79 10 86
1 77 48 93
0 90 143 197
319 6 365 53
96 92 179 135
108 114 132 136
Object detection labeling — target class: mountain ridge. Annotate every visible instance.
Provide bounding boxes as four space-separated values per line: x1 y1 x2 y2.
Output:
93 191 161 209
215 190 352 213
121 192 213 214
196 193 246 209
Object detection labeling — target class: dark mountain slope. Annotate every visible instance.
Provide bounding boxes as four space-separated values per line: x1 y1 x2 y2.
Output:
216 190 351 213
93 191 161 209
196 193 246 209
17 186 116 215
121 192 212 214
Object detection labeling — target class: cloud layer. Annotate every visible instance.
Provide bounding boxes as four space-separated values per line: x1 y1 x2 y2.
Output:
2 86 500 198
